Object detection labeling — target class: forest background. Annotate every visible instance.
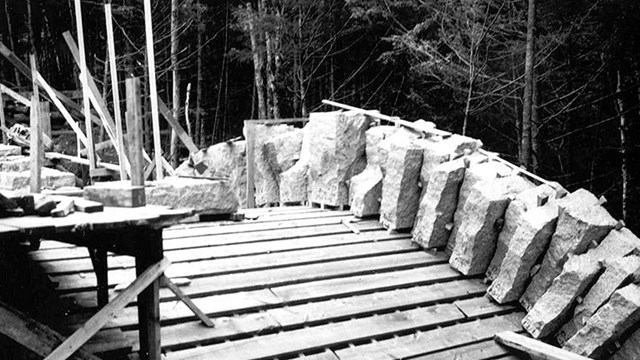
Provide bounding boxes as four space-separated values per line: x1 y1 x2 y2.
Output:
1 0 640 231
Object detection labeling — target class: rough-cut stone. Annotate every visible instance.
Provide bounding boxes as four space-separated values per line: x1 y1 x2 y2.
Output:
307 111 370 206
279 161 309 204
487 203 559 304
557 254 640 345
264 128 303 174
412 159 466 249
563 284 640 359
520 189 618 310
521 254 603 339
379 137 423 230
365 125 400 173
446 160 515 254
0 144 21 156
146 177 239 214
611 327 640 360
251 124 297 206
0 155 30 172
176 140 247 207
349 165 383 218
0 167 76 192
486 184 559 280
419 134 482 185
448 175 533 275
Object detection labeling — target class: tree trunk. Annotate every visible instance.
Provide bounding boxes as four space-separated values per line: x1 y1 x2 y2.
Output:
196 0 204 147
247 3 266 119
520 0 536 170
169 0 180 167
531 69 540 172
616 70 629 224
3 0 20 86
297 7 307 117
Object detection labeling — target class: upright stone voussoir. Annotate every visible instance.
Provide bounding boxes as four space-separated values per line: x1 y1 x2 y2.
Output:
349 165 383 217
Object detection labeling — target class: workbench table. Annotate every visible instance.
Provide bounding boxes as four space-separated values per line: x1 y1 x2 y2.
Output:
0 205 193 360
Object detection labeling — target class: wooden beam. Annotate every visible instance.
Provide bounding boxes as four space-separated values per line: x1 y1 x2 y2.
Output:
126 78 145 187
29 55 42 194
158 98 198 153
44 257 171 360
45 152 120 172
244 120 256 208
74 0 96 172
0 83 30 106
494 331 593 360
105 3 127 180
0 300 100 360
143 0 164 180
0 87 6 143
160 275 214 327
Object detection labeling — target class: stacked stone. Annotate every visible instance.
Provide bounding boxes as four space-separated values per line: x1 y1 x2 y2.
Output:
146 177 239 214
307 111 370 206
521 253 604 339
265 129 303 175
563 284 640 359
448 175 534 275
419 134 482 187
486 184 561 281
520 189 617 311
412 158 466 249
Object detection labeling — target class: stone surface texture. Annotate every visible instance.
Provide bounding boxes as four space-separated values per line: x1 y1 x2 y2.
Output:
307 111 370 206
419 134 482 185
448 175 533 275
264 128 304 174
557 255 640 346
0 167 76 192
0 144 21 156
487 203 559 304
486 184 559 280
379 135 423 230
279 162 309 204
146 176 239 214
253 124 299 205
175 140 247 207
520 189 617 310
349 165 383 217
0 155 30 172
365 125 401 173
521 253 603 339
412 159 466 249
563 284 640 359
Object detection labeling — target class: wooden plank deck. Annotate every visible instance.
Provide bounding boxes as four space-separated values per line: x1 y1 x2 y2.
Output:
31 206 525 359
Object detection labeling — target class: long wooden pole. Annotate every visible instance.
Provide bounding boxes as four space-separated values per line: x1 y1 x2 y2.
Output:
143 0 164 180
105 2 127 180
74 0 96 172
29 54 41 193
0 89 6 143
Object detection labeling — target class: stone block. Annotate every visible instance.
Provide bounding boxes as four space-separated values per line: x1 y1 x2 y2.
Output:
265 128 303 174
557 255 640 345
0 155 30 172
611 327 640 360
307 111 370 206
487 203 559 304
84 181 145 208
365 125 400 173
446 160 515 254
379 138 423 230
521 253 603 339
0 167 76 192
419 134 482 185
486 184 558 280
279 161 309 204
563 283 640 359
349 165 383 218
520 189 617 310
0 144 21 157
412 159 466 249
145 177 239 214
448 175 533 275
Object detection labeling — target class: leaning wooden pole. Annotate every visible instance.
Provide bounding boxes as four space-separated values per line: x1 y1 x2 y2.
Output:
143 0 164 180
29 54 41 193
105 2 127 180
74 0 96 172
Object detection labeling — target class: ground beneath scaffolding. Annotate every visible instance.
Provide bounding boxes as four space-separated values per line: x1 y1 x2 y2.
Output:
31 206 525 360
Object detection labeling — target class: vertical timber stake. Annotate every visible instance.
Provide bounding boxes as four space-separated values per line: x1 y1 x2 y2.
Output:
143 0 164 180
29 54 41 193
126 78 145 187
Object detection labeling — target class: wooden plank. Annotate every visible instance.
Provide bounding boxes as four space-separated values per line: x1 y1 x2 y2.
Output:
335 313 525 360
157 98 198 153
0 86 6 143
49 240 420 291
454 295 518 318
29 61 42 193
126 77 145 187
51 198 75 218
104 4 127 180
494 331 593 360
74 0 96 172
164 303 465 360
0 82 30 106
44 257 171 360
414 338 516 360
143 0 164 180
244 118 309 125
0 300 100 360
45 152 120 172
160 275 214 327
244 120 256 208
74 199 104 213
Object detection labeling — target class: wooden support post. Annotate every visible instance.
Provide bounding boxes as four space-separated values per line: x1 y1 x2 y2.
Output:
158 98 198 153
105 2 127 180
74 0 96 172
136 230 164 360
143 0 164 180
29 54 42 194
126 77 145 186
44 257 170 360
244 120 256 208
0 83 30 106
0 89 6 143
88 245 108 307
42 102 51 141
